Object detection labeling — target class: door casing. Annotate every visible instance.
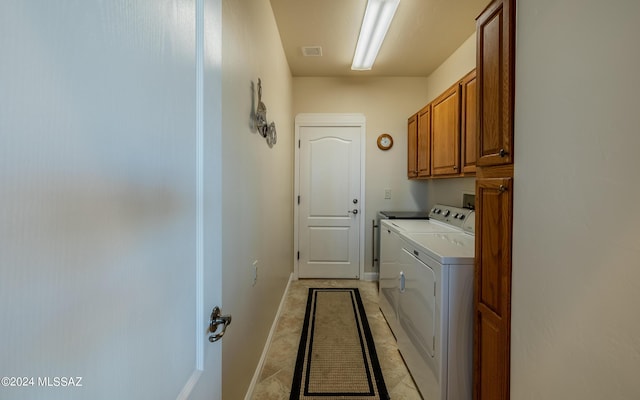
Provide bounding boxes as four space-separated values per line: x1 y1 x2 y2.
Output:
293 113 366 280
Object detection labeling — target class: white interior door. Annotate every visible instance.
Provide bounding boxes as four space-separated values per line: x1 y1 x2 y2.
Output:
296 114 365 279
0 1 222 399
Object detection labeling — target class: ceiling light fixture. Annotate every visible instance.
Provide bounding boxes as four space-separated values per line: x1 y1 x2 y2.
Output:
351 0 400 71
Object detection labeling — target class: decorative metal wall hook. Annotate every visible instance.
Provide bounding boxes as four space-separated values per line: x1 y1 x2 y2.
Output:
254 78 277 147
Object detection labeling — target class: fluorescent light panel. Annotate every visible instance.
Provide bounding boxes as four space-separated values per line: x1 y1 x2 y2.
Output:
351 0 400 71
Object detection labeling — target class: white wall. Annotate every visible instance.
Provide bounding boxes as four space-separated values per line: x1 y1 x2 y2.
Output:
292 77 430 275
421 33 477 209
512 1 640 398
221 0 293 398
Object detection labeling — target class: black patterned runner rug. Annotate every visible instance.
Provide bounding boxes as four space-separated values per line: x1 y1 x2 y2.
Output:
289 288 389 399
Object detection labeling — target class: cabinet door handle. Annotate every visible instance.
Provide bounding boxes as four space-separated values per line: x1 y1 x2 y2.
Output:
399 271 406 293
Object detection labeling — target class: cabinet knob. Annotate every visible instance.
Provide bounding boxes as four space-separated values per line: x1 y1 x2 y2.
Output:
453 165 458 170
499 148 508 157
498 185 508 193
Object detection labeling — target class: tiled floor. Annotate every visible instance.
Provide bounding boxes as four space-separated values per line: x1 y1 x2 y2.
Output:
250 279 422 399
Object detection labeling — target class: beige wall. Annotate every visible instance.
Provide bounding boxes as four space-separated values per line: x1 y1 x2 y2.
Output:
221 0 293 398
425 33 477 102
512 1 640 398
293 77 429 275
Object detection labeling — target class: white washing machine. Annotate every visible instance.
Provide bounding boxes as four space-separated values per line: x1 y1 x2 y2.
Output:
378 205 472 339
378 204 475 400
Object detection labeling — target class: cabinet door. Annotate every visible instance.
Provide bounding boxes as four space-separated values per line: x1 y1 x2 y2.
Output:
417 104 431 177
407 113 418 178
431 83 461 176
476 0 515 167
474 177 513 400
461 70 477 174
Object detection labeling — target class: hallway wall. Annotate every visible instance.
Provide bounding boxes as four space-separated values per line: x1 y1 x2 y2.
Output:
512 1 640 398
221 0 293 398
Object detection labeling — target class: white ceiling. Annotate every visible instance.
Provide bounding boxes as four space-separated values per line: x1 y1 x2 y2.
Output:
269 0 489 77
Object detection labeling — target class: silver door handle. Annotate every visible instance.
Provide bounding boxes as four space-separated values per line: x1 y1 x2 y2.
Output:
209 306 232 343
348 209 358 215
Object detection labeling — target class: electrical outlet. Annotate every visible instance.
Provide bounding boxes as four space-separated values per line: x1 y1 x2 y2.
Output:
252 260 258 286
384 189 392 199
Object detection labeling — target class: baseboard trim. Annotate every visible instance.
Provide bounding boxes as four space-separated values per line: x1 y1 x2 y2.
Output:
244 272 294 400
362 272 379 282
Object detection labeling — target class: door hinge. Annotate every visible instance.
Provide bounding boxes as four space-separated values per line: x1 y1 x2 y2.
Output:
297 195 300 205
297 251 300 260
434 282 436 296
298 140 300 148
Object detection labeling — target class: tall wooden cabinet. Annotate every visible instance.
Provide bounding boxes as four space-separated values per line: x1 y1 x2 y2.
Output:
473 1 515 400
476 0 515 168
474 177 513 400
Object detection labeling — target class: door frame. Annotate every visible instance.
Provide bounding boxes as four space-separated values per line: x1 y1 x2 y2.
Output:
293 113 366 280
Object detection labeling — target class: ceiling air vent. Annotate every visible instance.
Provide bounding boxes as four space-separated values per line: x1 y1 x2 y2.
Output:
301 46 323 57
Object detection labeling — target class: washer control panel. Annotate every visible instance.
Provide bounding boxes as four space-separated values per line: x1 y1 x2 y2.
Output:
429 204 474 231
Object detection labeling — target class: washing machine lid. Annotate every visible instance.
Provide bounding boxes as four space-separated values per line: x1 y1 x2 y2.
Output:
379 211 429 219
404 232 475 264
383 219 459 234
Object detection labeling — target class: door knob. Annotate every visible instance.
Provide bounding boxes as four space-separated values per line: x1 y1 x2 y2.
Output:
209 306 232 343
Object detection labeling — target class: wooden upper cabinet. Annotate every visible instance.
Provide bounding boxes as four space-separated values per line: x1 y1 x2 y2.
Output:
417 104 431 177
407 69 478 179
461 70 477 174
431 83 461 176
477 0 515 167
407 113 418 178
